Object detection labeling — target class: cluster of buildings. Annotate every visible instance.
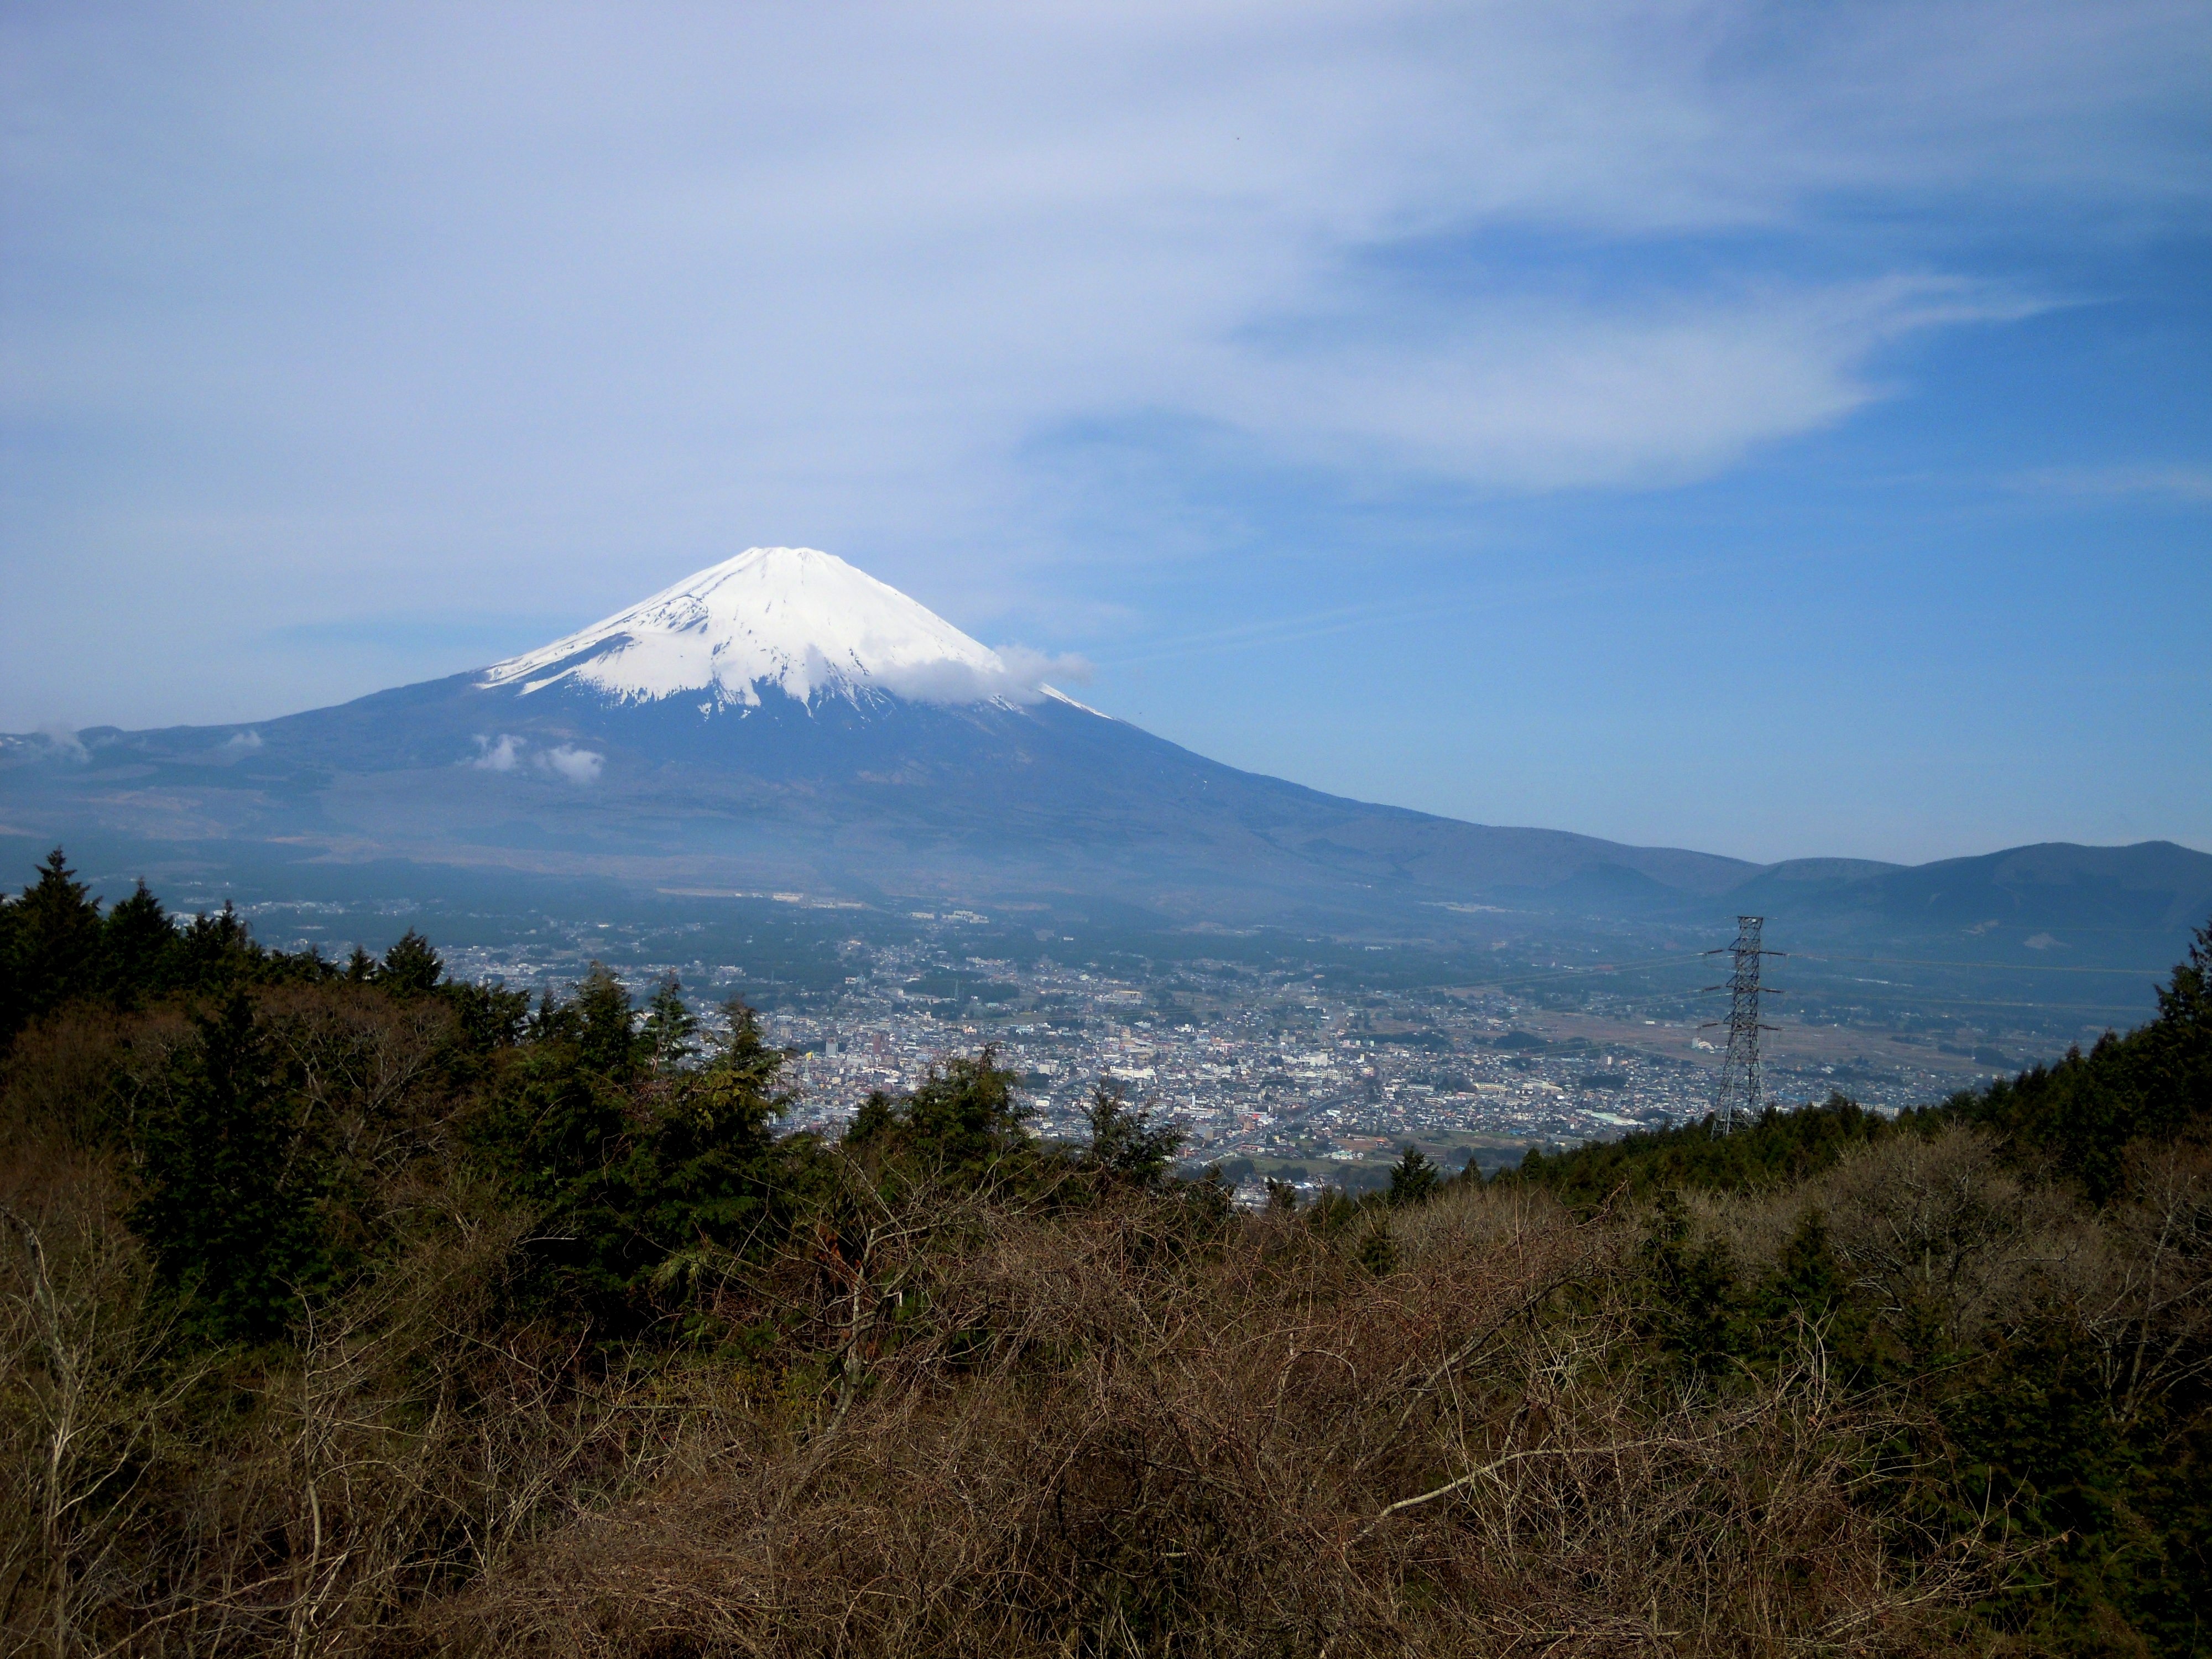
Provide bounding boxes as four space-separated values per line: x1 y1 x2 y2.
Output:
740 947 1709 1192
390 903 1995 1199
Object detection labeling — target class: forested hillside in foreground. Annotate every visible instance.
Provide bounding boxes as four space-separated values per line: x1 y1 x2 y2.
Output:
2 848 2208 1657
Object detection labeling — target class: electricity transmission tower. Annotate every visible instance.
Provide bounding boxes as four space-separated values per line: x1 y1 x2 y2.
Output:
1702 916 1783 1128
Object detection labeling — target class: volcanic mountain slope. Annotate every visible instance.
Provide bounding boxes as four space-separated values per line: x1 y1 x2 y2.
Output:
2 547 2207 946
0 549 1756 915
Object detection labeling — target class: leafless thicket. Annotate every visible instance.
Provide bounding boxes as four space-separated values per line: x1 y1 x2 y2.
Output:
17 999 2205 1656
439 1172 1985 1658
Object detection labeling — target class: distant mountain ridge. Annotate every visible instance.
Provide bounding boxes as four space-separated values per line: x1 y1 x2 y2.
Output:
1731 842 2212 937
3 549 2207 955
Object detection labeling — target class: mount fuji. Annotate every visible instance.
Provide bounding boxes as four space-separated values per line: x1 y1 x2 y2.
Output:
0 549 1754 914
4 549 2206 945
478 546 1061 713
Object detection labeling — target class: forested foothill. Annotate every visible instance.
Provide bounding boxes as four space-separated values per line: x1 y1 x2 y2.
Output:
2 847 2207 1657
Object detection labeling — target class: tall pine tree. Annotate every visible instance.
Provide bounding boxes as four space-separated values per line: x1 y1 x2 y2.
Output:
1 848 104 1044
128 992 330 1342
99 879 179 1006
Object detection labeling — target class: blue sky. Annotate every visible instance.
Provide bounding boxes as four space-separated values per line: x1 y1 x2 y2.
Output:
3 2 2207 864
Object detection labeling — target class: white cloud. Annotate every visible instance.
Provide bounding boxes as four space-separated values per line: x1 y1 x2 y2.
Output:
469 733 525 771
995 646 1095 693
466 732 601 780
873 646 1095 706
1186 275 2042 488
538 744 604 785
36 724 88 763
1 1 2205 724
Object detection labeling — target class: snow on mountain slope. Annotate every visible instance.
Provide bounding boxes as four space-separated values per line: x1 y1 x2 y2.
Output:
481 547 1045 710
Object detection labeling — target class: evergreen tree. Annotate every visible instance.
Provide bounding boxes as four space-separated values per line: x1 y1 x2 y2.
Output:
847 1050 1029 1180
0 890 16 1044
4 848 104 1037
441 977 534 1051
1950 919 2212 1202
99 879 178 1006
1358 1224 1398 1277
627 999 789 1283
471 995 792 1309
1386 1145 1439 1207
378 928 444 995
1083 1080 1183 1188
2143 917 2212 1124
526 985 575 1044
174 901 257 989
128 992 328 1342
574 964 643 1081
1503 1092 1896 1206
642 974 701 1072
475 1045 630 1204
1636 1190 1746 1379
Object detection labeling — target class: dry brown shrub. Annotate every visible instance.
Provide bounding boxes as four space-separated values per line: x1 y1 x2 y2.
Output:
0 1131 208 1658
0 1005 162 1149
2 1013 2015 1658
2 993 627 1659
435 1177 1984 1658
1813 1127 2076 1348
2038 1136 2212 1430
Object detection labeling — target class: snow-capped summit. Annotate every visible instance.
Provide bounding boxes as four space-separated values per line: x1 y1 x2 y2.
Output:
6 538 1788 924
481 547 1028 709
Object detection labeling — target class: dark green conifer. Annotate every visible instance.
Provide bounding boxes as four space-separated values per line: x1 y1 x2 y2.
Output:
526 985 576 1043
642 974 700 1072
0 891 16 1043
1083 1079 1183 1188
99 879 178 1005
5 848 103 1034
1358 1224 1398 1277
1386 1145 1439 1207
1949 918 2212 1203
441 978 533 1050
175 901 256 988
475 1045 630 1208
628 998 789 1283
378 928 444 995
128 992 327 1342
574 963 642 1080
846 1049 1027 1178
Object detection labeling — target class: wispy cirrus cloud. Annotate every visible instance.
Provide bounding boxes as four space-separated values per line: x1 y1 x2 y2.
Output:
1 1 2205 729
2012 464 2212 504
1184 274 2047 490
